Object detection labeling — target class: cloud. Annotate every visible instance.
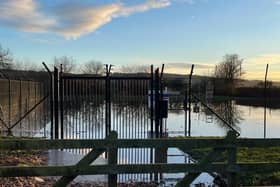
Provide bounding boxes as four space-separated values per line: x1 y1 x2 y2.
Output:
163 62 214 75
128 59 214 74
244 54 280 81
0 0 55 33
165 62 213 69
52 3 122 39
173 0 194 4
0 0 175 39
117 0 171 16
245 54 280 66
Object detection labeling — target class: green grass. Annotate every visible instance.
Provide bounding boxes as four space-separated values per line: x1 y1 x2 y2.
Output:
187 147 280 185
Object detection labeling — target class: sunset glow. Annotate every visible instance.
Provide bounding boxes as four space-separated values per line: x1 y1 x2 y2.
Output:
0 0 280 81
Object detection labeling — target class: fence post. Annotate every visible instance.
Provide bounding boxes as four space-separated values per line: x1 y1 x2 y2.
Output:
154 68 161 182
27 80 31 135
188 64 194 137
227 131 238 187
34 81 37 133
108 131 118 187
8 79 11 128
159 64 164 138
154 68 160 138
105 65 112 138
150 65 154 137
54 67 59 139
42 62 54 139
149 65 154 181
19 79 22 136
59 65 64 139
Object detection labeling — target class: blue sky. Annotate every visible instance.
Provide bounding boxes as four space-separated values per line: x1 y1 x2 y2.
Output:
0 0 280 80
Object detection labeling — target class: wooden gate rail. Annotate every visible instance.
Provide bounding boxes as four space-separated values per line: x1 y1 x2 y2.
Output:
1 138 280 150
1 131 280 187
2 162 280 177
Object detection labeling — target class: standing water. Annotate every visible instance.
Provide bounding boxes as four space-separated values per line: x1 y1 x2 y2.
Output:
39 97 280 186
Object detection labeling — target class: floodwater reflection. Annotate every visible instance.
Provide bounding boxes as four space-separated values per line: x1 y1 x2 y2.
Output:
209 99 243 132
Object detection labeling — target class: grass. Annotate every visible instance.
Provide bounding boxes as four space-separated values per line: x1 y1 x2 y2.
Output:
187 147 280 186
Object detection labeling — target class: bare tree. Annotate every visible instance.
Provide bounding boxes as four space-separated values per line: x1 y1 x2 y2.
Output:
214 54 244 80
14 59 41 71
214 54 244 95
54 56 76 73
0 45 13 69
82 60 103 75
212 100 242 131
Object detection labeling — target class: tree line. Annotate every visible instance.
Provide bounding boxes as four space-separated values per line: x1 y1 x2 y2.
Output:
1 43 244 78
1 43 276 97
0 44 152 75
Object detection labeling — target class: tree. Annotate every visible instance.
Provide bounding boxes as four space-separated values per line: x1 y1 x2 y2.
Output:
214 54 244 95
14 59 41 71
212 100 242 131
54 56 75 73
82 60 103 75
214 54 244 80
0 45 13 69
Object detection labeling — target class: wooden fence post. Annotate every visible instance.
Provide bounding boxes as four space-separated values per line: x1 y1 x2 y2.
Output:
108 131 118 187
227 131 238 187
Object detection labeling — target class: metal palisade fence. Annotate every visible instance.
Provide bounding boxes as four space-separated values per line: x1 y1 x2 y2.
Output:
0 78 50 137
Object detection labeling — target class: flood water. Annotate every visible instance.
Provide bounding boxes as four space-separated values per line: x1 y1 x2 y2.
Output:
3 90 279 185
167 98 280 138
38 97 280 186
0 78 49 137
164 98 280 185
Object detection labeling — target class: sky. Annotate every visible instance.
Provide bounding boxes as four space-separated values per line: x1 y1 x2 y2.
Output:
0 0 280 81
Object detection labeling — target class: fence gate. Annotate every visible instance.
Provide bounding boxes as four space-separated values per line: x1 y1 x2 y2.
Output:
50 65 167 182
51 65 166 141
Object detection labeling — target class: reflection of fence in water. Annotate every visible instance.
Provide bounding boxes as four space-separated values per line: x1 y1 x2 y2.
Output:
63 102 105 140
63 103 153 181
0 79 50 137
62 78 106 139
61 78 155 182
62 79 151 140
